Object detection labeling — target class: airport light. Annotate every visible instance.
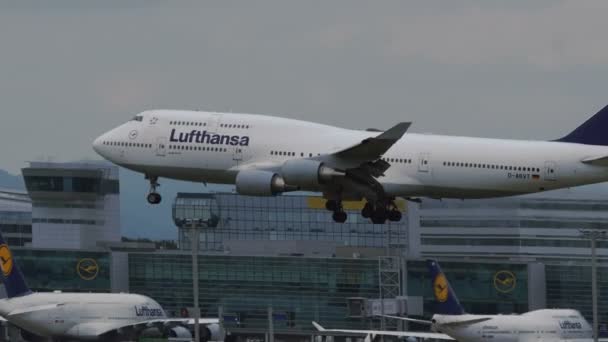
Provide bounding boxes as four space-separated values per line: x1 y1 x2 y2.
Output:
181 218 217 342
579 229 607 342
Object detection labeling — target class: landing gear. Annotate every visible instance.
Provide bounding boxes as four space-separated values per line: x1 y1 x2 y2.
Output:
367 200 402 224
147 192 161 204
326 200 348 223
361 202 373 218
332 210 347 223
146 175 162 204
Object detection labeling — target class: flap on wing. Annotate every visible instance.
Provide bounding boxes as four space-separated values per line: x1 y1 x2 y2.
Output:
333 122 411 162
582 155 608 166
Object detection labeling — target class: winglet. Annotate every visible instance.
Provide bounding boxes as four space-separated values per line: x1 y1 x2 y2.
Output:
374 122 411 141
312 321 326 331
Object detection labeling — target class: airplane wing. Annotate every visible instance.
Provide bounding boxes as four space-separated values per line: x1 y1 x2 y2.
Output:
312 321 454 341
68 318 219 339
380 315 433 325
330 122 411 165
8 303 63 316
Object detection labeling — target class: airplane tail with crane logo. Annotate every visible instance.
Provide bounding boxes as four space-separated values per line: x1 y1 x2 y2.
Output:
427 259 465 315
0 232 31 298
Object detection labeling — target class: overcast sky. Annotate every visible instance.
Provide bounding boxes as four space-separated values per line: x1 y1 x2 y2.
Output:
2 1 608 174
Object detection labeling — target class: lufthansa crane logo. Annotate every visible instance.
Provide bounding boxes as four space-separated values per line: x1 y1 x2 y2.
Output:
494 270 516 293
77 258 99 280
0 244 13 277
128 130 139 140
433 273 449 302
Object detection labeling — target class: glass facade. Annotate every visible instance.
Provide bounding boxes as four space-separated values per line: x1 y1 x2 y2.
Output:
128 252 380 329
12 249 111 292
407 260 529 316
546 264 608 329
174 193 408 251
0 210 31 246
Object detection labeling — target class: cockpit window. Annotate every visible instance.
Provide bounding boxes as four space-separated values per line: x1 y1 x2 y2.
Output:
131 115 143 122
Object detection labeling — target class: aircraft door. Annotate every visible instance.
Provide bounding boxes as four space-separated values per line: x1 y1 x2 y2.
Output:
155 137 167 157
544 161 558 181
418 153 431 173
232 147 243 166
207 113 223 133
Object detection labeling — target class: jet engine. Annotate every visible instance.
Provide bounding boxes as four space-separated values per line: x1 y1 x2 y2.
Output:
235 170 294 196
281 159 344 189
19 330 47 342
167 325 192 339
202 323 225 341
164 323 224 342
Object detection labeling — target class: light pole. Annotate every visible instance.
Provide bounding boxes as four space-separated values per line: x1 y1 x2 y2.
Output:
190 219 202 342
187 218 215 342
579 229 607 342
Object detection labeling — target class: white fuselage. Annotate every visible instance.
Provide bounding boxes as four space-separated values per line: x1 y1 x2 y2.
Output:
433 309 593 342
93 110 608 199
0 292 166 340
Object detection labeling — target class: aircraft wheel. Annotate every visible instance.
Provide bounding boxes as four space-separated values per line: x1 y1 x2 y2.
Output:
147 192 162 204
388 210 402 222
361 203 373 218
332 211 347 223
370 210 387 224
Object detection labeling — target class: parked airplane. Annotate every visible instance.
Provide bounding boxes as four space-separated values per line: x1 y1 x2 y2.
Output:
314 260 594 342
93 104 608 223
0 233 222 342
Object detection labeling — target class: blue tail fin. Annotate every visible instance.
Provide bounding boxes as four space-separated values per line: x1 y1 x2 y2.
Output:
0 233 31 298
557 104 608 146
426 259 465 315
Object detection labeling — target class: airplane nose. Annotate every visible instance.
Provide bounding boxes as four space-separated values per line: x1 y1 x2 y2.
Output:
92 134 105 156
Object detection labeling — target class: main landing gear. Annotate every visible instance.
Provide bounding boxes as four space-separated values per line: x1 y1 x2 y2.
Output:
325 199 402 224
146 175 162 204
361 201 402 224
326 200 347 223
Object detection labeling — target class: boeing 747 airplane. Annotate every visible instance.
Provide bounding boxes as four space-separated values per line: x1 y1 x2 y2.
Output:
313 260 594 342
0 233 221 341
93 104 608 223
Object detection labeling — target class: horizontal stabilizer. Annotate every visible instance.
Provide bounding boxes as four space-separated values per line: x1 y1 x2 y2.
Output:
380 315 433 325
312 321 326 331
582 155 608 166
440 317 492 327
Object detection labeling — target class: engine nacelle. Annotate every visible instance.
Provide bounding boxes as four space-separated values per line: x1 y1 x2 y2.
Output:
205 323 225 341
167 325 192 339
236 170 291 196
281 159 344 189
19 329 48 342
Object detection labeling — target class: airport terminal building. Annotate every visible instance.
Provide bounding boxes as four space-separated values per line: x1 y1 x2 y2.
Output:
0 162 606 340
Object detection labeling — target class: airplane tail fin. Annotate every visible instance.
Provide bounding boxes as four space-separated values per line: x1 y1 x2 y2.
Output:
426 260 465 315
0 232 31 298
556 104 608 146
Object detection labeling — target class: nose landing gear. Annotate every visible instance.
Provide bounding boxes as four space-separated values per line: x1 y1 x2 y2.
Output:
146 175 162 204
